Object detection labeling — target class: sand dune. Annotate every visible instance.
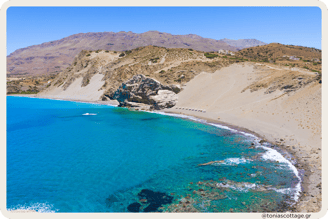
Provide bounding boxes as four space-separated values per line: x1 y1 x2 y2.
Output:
37 73 106 101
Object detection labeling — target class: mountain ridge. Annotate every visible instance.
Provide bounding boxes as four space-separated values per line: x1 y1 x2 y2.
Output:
7 31 266 76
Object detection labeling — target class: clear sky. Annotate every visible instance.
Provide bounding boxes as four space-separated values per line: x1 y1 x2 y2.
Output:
6 7 322 55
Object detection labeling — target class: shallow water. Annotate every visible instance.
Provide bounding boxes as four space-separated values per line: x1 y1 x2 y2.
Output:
7 96 300 212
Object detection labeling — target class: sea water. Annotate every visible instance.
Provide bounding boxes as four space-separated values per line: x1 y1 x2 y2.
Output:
6 96 301 213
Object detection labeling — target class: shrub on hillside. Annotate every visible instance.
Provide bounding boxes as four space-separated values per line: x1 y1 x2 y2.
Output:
119 53 125 57
204 53 218 59
150 57 160 63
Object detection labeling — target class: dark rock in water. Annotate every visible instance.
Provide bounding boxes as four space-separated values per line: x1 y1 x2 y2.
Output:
136 189 173 212
143 203 162 212
127 202 141 212
138 189 173 205
259 140 266 144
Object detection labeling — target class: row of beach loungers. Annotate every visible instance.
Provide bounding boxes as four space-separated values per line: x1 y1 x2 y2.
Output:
175 107 206 113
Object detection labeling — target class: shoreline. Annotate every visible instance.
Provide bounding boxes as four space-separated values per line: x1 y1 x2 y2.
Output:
157 110 303 207
159 109 315 212
7 94 308 212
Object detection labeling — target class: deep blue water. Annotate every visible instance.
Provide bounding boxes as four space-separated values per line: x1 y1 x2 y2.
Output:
7 96 301 212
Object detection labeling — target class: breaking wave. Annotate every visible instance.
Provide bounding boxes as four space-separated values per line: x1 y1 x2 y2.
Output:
8 202 58 213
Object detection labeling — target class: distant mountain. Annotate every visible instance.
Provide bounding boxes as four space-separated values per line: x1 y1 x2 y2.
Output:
7 31 239 76
221 38 267 49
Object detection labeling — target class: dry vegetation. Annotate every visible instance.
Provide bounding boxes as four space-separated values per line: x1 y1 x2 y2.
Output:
6 74 56 94
242 66 318 94
236 43 322 74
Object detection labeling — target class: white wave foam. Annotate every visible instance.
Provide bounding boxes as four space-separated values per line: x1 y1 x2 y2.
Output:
217 181 297 201
259 145 301 202
153 111 207 123
270 187 293 194
82 113 97 116
8 202 57 213
211 157 250 166
216 182 258 192
208 123 238 133
224 157 249 165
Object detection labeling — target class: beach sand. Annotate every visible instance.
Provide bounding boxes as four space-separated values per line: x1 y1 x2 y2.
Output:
36 73 108 102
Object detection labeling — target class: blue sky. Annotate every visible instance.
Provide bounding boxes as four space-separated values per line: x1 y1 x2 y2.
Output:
7 7 322 55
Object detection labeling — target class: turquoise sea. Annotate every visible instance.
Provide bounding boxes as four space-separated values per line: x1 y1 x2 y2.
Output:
6 96 301 212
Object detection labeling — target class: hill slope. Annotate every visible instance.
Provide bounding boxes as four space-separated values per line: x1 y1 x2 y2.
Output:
37 46 232 102
235 43 322 74
7 31 239 76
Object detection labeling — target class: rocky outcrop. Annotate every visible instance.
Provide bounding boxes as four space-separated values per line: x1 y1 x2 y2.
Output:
112 74 180 110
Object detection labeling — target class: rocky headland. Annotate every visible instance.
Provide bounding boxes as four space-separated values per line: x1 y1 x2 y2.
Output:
112 74 180 110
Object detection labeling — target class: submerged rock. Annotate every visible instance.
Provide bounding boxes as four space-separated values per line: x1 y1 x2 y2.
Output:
138 189 173 205
127 202 141 212
112 74 180 110
126 189 174 212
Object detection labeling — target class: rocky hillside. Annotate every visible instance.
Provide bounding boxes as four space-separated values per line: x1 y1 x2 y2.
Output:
7 31 241 76
37 45 235 107
221 38 267 49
